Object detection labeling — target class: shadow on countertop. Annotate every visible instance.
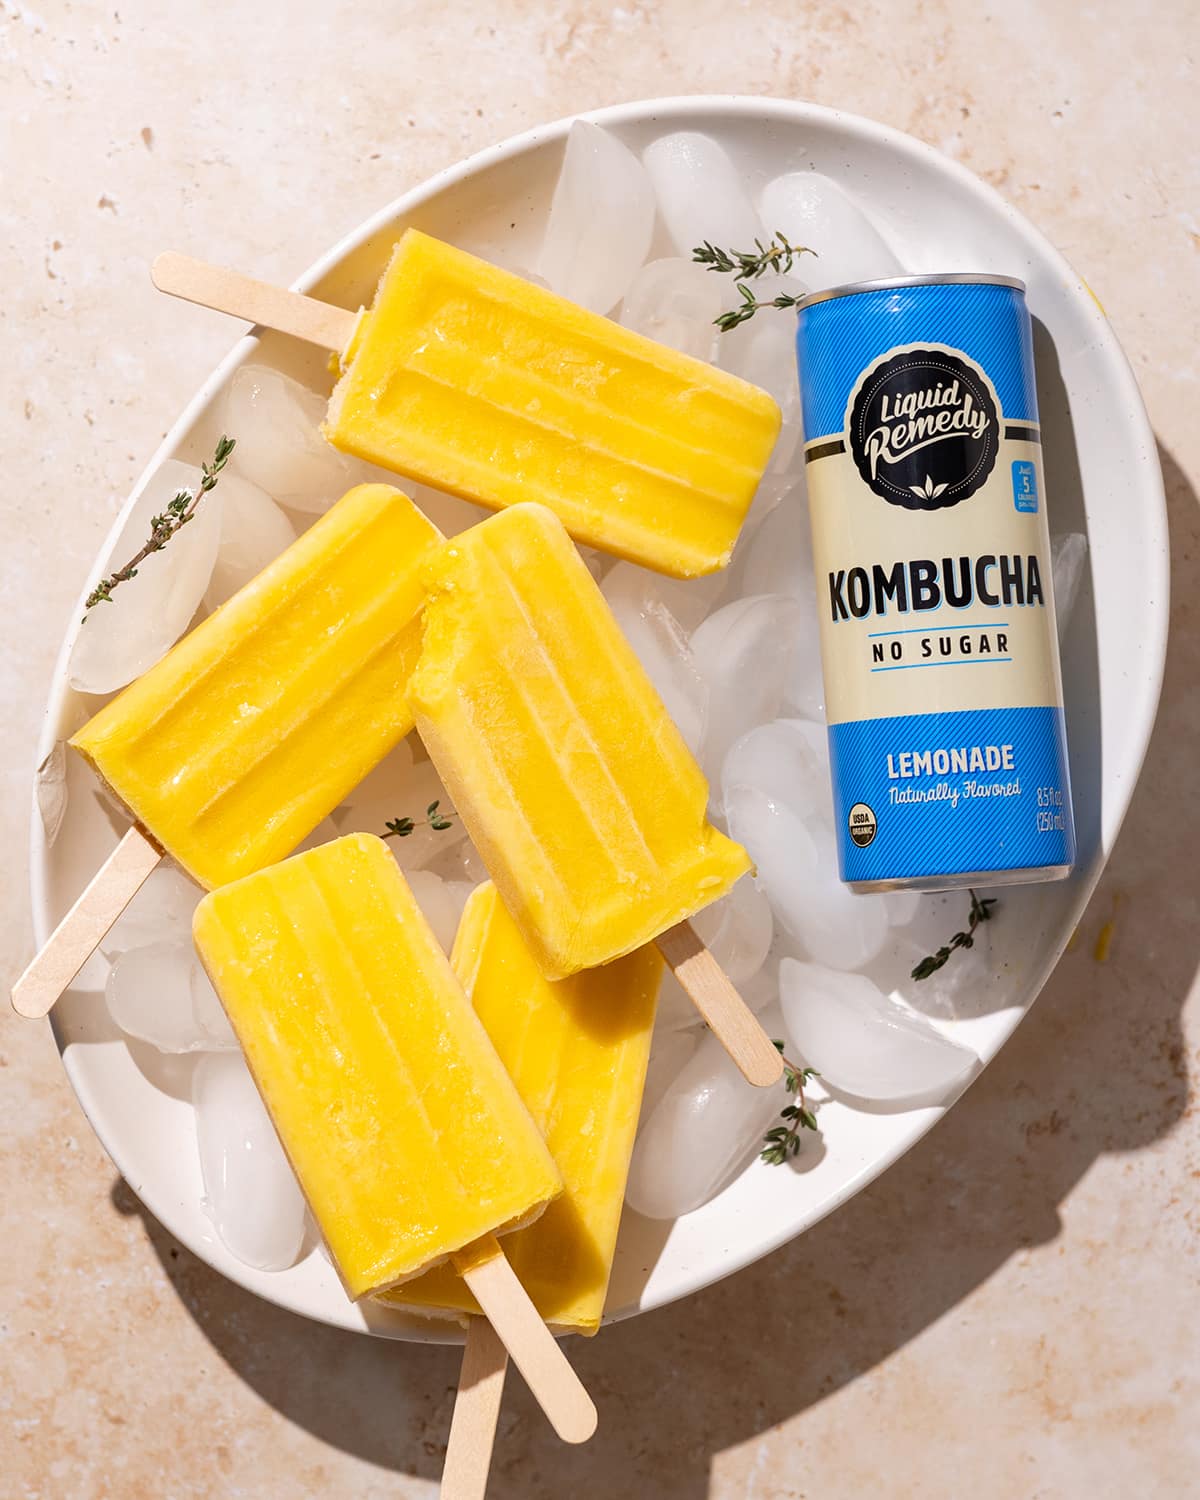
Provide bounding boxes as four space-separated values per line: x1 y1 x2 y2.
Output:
111 441 1196 1499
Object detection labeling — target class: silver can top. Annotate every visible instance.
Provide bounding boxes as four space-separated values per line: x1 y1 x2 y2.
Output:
793 272 1027 313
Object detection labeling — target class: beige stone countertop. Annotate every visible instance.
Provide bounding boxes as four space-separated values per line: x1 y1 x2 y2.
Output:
2 3 1197 1496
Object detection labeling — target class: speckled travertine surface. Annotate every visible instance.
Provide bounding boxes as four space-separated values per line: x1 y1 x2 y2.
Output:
2 4 1198 1496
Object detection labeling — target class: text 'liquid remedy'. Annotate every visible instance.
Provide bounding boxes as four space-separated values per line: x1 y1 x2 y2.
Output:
794 275 1076 892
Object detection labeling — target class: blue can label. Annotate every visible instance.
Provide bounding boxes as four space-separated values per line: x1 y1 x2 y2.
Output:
828 705 1072 880
795 280 1075 886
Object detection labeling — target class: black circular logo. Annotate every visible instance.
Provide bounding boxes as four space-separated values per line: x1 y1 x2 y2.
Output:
848 802 877 848
847 348 999 510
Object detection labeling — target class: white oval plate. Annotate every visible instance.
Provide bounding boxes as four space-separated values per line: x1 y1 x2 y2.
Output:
33 96 1167 1342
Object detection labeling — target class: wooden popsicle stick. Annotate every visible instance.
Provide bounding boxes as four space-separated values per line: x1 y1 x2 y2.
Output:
453 1235 596 1445
151 252 357 353
656 920 784 1088
441 1318 509 1500
11 826 162 1019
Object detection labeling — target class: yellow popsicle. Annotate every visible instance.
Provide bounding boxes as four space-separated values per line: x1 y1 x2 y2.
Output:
407 503 752 979
382 882 660 1332
192 835 563 1299
323 229 781 578
71 484 441 890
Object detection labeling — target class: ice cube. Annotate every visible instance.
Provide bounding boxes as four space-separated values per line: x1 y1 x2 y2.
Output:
767 421 803 476
855 932 931 1002
406 868 460 955
577 545 614 584
732 480 813 601
106 941 237 1053
203 473 297 610
224 365 355 514
508 265 550 290
426 835 488 886
362 758 467 871
643 133 764 258
722 777 815 932
725 779 888 970
734 473 789 546
294 816 341 854
794 827 890 970
35 741 68 847
626 1029 785 1219
539 121 656 315
618 257 721 361
600 564 708 755
333 740 416 837
873 891 1000 1022
897 928 996 1022
743 474 784 522
691 595 807 779
855 931 986 1028
602 559 726 636
666 574 731 634
724 497 824 721
193 1052 307 1272
721 717 831 828
69 460 223 694
100 864 204 958
442 879 477 934
779 959 977 1101
716 287 804 423
883 889 922 927
1051 532 1088 638
759 172 902 291
653 969 702 1033
640 1027 699 1120
691 875 773 986
407 482 489 539
738 961 782 1017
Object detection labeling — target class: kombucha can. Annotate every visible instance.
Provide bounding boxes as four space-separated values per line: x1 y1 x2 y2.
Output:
793 275 1076 891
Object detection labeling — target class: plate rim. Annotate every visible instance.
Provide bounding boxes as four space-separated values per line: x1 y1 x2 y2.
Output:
29 93 1169 1341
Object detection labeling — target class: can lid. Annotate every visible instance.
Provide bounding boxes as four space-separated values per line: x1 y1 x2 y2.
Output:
793 272 1027 313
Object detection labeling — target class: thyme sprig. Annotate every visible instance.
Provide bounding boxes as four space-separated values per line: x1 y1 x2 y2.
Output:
713 282 807 333
911 889 997 981
693 232 814 281
761 1041 819 1165
692 232 816 331
383 801 456 839
83 435 235 617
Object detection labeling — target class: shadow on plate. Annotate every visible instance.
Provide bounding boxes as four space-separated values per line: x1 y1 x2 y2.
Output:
111 443 1193 1497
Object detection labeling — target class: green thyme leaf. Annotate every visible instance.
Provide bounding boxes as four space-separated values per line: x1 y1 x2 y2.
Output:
762 1041 820 1165
911 890 998 981
83 435 236 619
